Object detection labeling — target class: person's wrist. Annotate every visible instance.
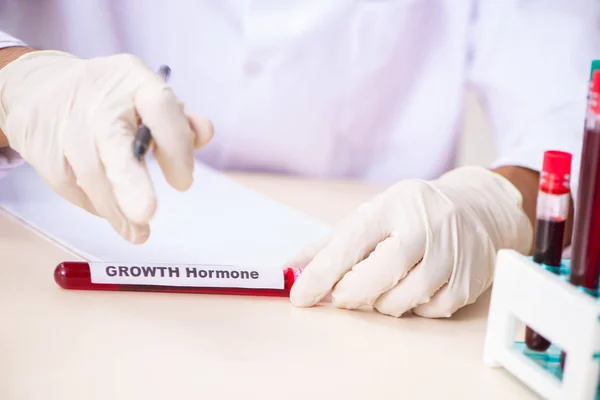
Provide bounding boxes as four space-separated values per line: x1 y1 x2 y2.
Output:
0 46 36 147
0 46 35 70
0 49 80 152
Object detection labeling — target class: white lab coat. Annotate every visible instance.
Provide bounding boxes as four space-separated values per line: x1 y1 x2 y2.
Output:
0 0 598 200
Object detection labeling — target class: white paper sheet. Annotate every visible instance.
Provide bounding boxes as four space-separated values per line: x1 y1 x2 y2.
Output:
0 159 330 267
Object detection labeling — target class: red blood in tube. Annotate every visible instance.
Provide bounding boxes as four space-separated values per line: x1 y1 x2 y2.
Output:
54 262 299 297
570 94 600 292
525 150 572 352
561 70 600 368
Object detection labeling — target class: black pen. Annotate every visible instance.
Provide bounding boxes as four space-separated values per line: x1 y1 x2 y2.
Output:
133 65 172 161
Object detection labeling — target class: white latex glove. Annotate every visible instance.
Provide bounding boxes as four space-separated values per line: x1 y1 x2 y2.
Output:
289 166 533 318
0 50 213 243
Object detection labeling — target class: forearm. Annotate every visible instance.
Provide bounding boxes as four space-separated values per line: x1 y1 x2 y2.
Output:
493 165 575 253
0 46 35 147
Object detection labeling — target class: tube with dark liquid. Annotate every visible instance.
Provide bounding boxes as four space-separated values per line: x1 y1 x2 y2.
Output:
561 69 600 369
525 150 572 352
569 71 600 294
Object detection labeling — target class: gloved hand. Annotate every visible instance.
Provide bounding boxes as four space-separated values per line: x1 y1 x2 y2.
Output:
0 50 213 243
289 166 533 318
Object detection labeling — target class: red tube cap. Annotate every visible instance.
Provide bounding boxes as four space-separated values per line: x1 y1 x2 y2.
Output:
592 70 600 114
592 70 600 94
542 150 572 176
540 150 572 195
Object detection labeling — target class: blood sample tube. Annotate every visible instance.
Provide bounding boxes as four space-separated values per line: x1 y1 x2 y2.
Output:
54 261 301 297
561 69 600 369
524 150 572 352
570 70 600 294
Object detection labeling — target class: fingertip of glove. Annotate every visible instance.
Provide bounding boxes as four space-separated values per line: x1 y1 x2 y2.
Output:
331 292 362 310
289 278 320 308
188 113 215 149
129 230 150 245
289 296 314 308
170 173 194 192
119 192 157 225
117 222 150 244
412 302 455 319
158 158 194 192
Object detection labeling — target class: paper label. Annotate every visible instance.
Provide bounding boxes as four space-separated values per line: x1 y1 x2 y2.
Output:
89 263 285 290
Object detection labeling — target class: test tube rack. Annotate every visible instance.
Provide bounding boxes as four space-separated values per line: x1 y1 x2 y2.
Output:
483 249 600 400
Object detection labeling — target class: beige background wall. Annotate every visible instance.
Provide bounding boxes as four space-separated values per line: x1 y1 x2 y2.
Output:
455 91 497 167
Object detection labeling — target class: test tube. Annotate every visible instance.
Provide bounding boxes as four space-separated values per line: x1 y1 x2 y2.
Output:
561 69 600 369
569 70 600 293
524 150 572 352
54 262 301 297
